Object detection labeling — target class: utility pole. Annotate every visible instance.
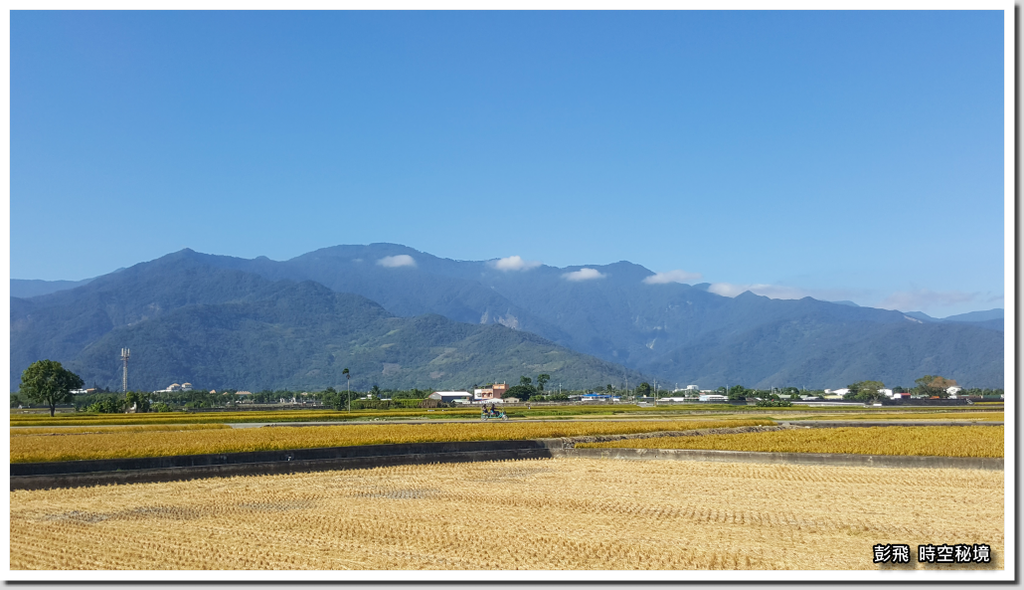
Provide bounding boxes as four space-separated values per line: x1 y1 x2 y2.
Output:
343 368 351 412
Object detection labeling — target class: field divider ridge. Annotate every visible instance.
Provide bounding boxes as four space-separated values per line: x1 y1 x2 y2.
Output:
555 447 1003 470
9 439 564 490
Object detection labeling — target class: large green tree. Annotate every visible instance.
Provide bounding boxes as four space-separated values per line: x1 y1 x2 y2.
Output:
914 375 958 398
321 386 343 410
505 384 536 401
125 390 151 413
847 380 885 402
19 360 84 417
537 374 550 391
727 385 748 400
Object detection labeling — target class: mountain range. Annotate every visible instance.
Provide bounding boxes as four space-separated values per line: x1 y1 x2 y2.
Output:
10 244 1004 392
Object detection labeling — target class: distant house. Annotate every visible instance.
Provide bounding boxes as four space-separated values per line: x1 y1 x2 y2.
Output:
429 391 473 404
181 382 193 391
572 393 616 403
698 394 728 402
474 383 508 400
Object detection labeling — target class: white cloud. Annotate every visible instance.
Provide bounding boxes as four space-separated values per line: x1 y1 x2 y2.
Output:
706 283 990 316
876 289 978 312
376 254 416 268
490 255 541 272
708 282 819 300
643 270 703 285
563 268 606 281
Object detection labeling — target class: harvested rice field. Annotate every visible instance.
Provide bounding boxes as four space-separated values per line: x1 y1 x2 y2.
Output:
577 426 1004 458
799 412 1003 422
10 419 772 463
10 457 1003 570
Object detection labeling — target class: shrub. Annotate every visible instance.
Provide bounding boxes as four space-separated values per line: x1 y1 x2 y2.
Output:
83 396 125 414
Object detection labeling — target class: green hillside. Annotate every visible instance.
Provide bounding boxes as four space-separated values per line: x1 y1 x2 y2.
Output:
15 269 647 391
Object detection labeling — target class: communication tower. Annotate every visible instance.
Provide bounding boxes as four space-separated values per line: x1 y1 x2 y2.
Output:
121 348 130 393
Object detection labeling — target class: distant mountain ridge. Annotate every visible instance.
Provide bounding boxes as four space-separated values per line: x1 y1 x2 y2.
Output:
10 252 647 391
11 245 1004 390
11 278 94 298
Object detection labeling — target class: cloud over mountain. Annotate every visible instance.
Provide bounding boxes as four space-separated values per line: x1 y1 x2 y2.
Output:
563 268 605 281
708 282 813 299
877 289 979 312
377 254 416 268
643 270 702 285
491 255 541 272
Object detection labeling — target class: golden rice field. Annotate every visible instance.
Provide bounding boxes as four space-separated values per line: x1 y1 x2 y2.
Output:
10 457 1004 570
9 408 482 427
11 424 231 436
577 426 1004 458
10 419 773 463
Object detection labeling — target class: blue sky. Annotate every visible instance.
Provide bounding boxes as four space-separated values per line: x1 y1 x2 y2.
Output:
11 10 1007 317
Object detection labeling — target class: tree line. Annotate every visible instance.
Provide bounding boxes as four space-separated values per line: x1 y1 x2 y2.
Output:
12 360 1005 415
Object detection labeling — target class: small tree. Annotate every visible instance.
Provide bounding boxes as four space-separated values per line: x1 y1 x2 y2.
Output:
537 374 550 391
635 382 652 397
19 360 84 417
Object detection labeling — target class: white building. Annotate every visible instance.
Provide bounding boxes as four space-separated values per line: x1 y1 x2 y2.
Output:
698 394 728 402
428 391 473 403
